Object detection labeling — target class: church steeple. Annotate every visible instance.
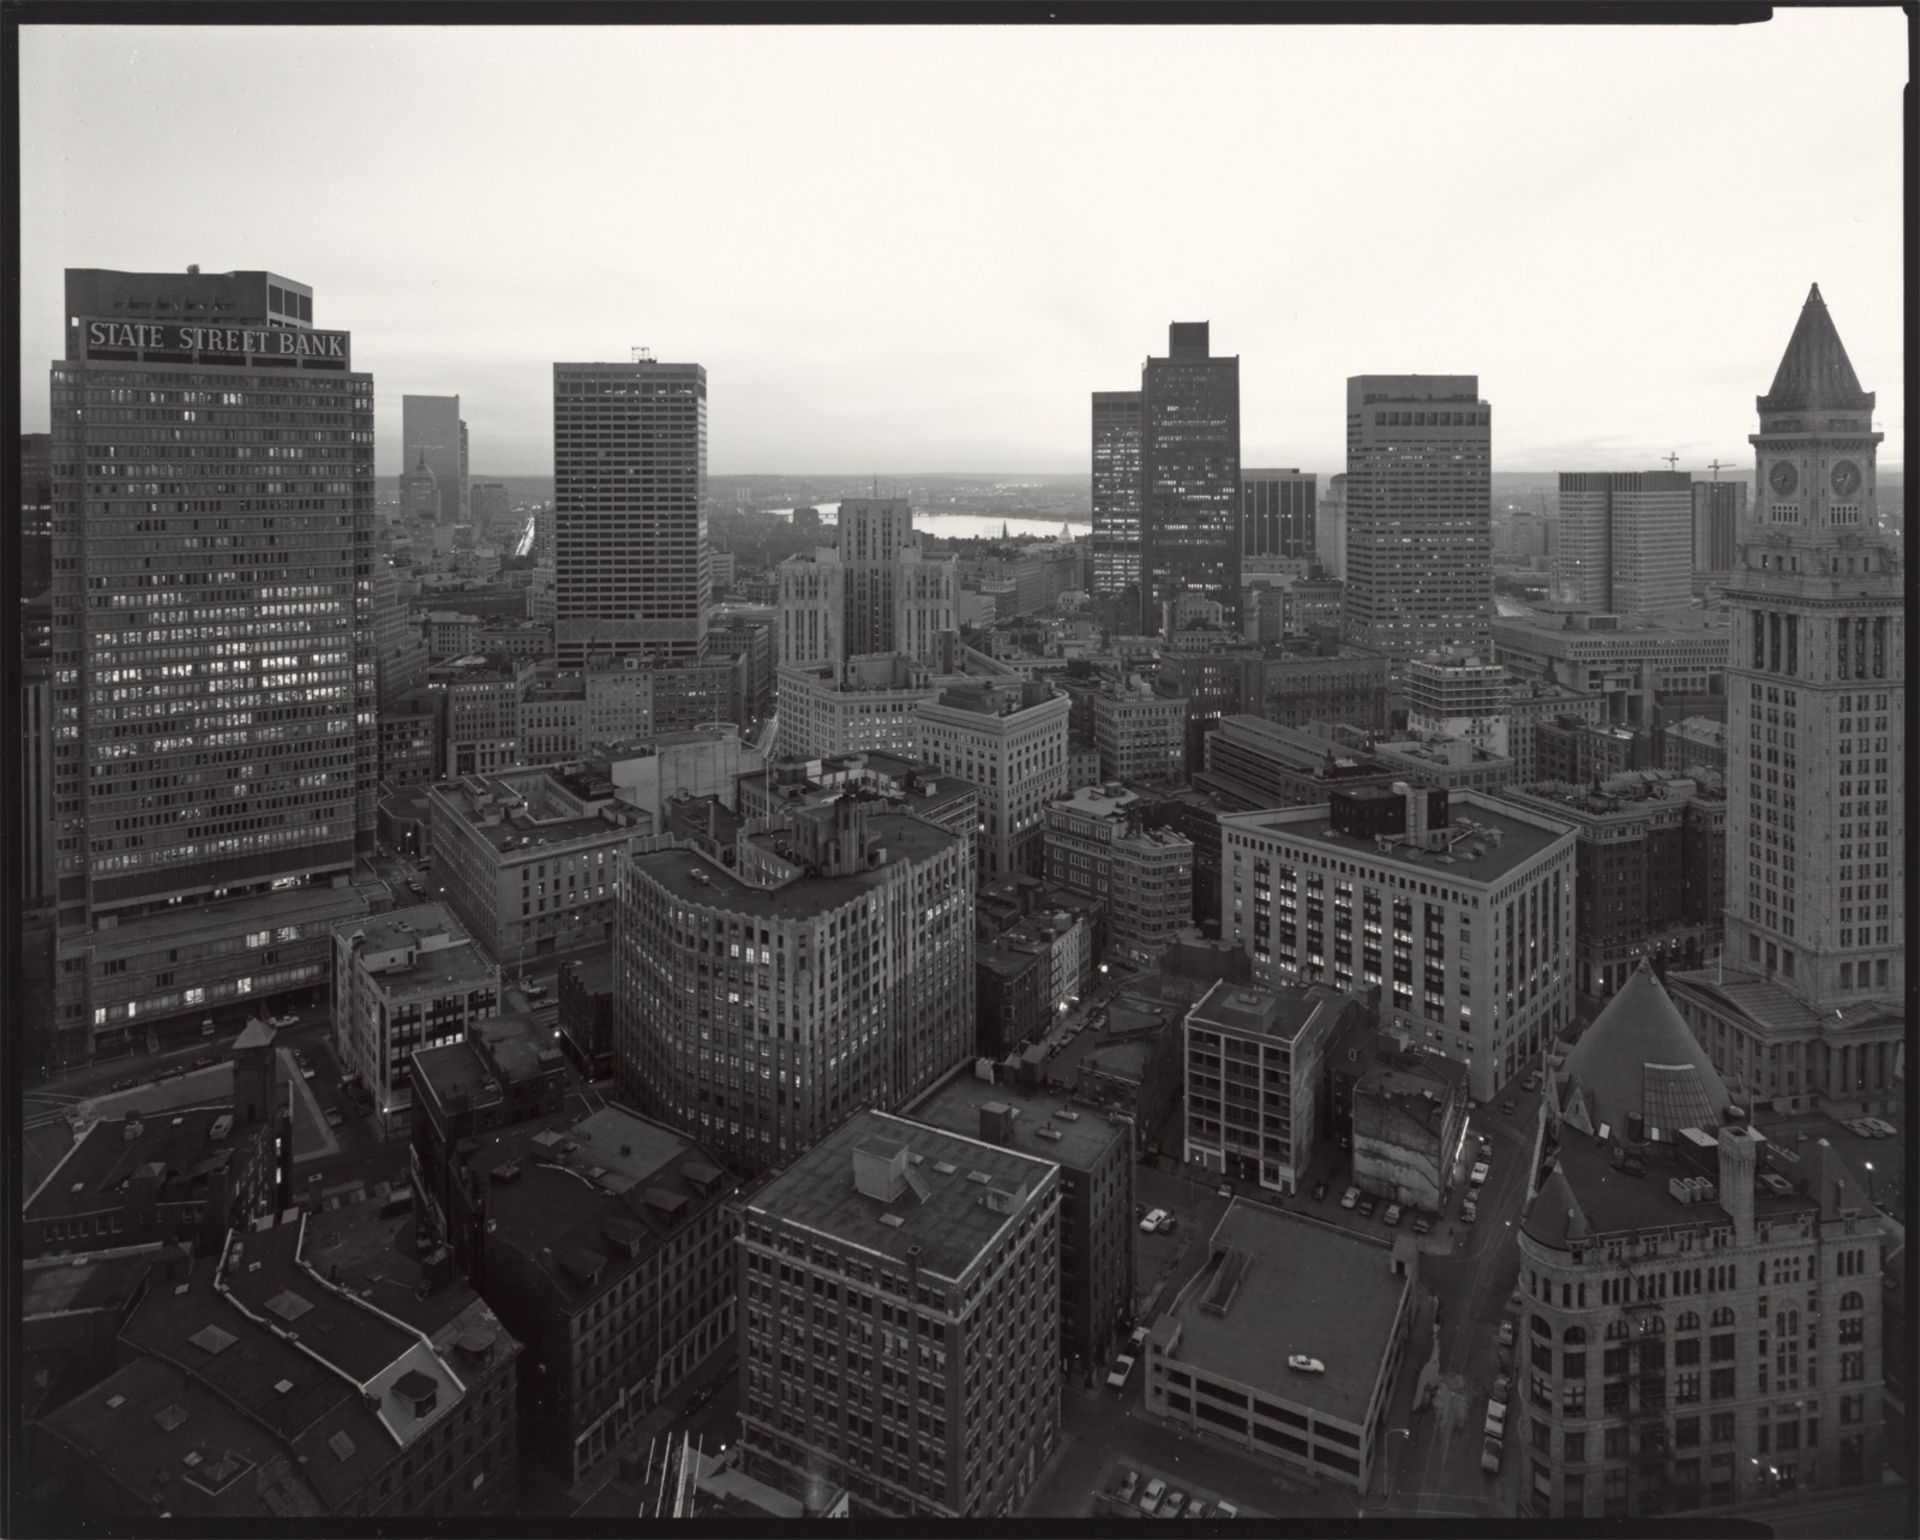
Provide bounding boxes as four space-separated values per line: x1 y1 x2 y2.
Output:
1757 282 1873 417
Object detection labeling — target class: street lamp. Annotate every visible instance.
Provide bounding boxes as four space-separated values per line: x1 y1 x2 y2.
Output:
1864 1162 1876 1205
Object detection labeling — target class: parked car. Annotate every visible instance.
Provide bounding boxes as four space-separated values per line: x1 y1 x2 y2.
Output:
1484 1402 1507 1439
1523 1071 1541 1093
1384 1203 1403 1227
1214 1502 1239 1519
1412 1213 1432 1235
1157 1212 1177 1234
1107 1354 1136 1391
1312 1180 1329 1202
1140 1208 1169 1233
1499 1099 1516 1115
1498 1318 1515 1347
1356 1194 1378 1219
1139 1477 1167 1514
1470 1161 1491 1186
1481 1436 1503 1475
1164 1490 1188 1518
524 983 549 1000
1183 1496 1209 1519
1493 1373 1511 1403
1287 1354 1326 1374
1117 1470 1140 1504
1462 1198 1479 1224
1216 1183 1233 1198
323 1107 345 1127
1865 1118 1896 1137
1340 1186 1360 1210
1507 1287 1523 1312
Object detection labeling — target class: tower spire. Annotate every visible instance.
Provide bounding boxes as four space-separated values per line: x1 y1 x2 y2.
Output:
1758 282 1872 415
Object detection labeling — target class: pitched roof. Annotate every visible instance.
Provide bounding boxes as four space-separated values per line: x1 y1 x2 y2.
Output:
1557 960 1732 1140
1758 282 1873 414
1520 1163 1590 1251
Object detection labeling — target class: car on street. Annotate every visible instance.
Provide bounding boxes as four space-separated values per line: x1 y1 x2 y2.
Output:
1116 1470 1140 1504
1484 1401 1507 1439
1412 1213 1432 1235
1356 1194 1378 1219
1164 1489 1188 1518
1494 1373 1511 1402
1182 1496 1209 1518
524 984 549 1000
1156 1212 1177 1234
1481 1436 1503 1475
1864 1118 1896 1137
1478 1134 1493 1155
1140 1208 1169 1233
1498 1318 1515 1346
1107 1354 1136 1391
1216 1183 1233 1198
324 1107 345 1128
1312 1180 1329 1202
1383 1203 1403 1227
1340 1186 1360 1210
1461 1197 1479 1223
1524 1071 1541 1092
1500 1099 1516 1115
1130 1325 1150 1351
1470 1161 1490 1186
1139 1477 1167 1514
1287 1354 1327 1374
268 1014 298 1029
1507 1288 1523 1312
1214 1502 1239 1518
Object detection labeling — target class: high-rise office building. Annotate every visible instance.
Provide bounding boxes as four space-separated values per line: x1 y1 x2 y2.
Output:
48 268 375 1064
1555 471 1693 615
402 394 465 525
1343 375 1493 661
469 479 511 528
616 798 975 1174
1406 652 1512 759
552 357 709 668
20 430 54 600
1089 390 1143 596
1668 285 1904 1114
1317 471 1348 579
775 506 954 672
399 450 440 523
839 496 911 656
1691 479 1746 574
1241 469 1317 561
1139 323 1241 633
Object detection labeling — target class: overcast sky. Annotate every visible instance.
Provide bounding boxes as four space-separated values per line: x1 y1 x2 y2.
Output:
19 15 1906 479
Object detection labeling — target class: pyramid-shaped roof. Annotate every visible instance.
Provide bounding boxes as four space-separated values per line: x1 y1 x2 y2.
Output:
1558 960 1732 1141
1520 1162 1591 1251
1758 283 1873 415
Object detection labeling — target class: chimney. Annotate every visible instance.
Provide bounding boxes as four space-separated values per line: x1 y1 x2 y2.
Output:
1716 1126 1756 1246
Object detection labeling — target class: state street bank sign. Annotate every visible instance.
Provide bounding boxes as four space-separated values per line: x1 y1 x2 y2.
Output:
80 319 351 366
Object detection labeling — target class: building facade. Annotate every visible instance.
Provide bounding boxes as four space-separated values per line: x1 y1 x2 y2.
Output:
1221 785 1577 1100
1089 390 1143 597
1342 375 1493 662
1407 653 1512 759
553 358 708 667
403 393 465 525
916 678 1069 880
1090 676 1186 784
1138 323 1241 633
1241 468 1317 560
615 800 975 1173
776 653 941 762
1043 786 1193 959
1555 471 1694 616
737 1110 1063 1518
1692 480 1747 574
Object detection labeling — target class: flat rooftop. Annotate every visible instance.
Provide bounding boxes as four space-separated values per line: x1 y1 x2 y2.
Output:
905 1069 1128 1175
349 901 464 953
746 1110 1061 1284
22 1243 180 1321
27 1105 252 1222
560 947 615 994
1220 797 1570 882
1160 1200 1409 1427
92 882 367 953
1550 1128 1823 1239
631 811 959 922
1189 980 1343 1048
362 937 497 999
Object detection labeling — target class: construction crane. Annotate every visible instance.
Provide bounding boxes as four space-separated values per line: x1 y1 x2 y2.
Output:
1661 451 1681 472
1707 459 1737 481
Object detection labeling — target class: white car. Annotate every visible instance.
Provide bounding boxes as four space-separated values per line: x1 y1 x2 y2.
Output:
1484 1402 1507 1439
1140 1208 1169 1233
1129 1325 1150 1351
1470 1161 1491 1186
1864 1118 1896 1137
1497 1318 1515 1346
1287 1354 1326 1374
1107 1353 1137 1390
1481 1436 1503 1475
1139 1477 1167 1514
1340 1186 1360 1210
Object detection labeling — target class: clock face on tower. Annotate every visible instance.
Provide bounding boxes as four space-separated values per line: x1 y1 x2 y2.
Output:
1831 460 1862 497
1769 460 1800 496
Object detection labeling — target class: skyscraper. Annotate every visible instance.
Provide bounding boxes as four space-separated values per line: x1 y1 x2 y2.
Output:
1316 471 1348 579
1691 479 1747 574
838 496 912 656
552 357 709 668
1139 323 1241 633
1240 469 1317 561
1089 390 1142 596
1554 471 1693 615
1670 285 1904 1114
402 394 465 525
1342 375 1492 661
49 267 375 1064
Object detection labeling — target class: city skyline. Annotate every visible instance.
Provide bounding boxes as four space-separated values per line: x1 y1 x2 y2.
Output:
19 16 1906 477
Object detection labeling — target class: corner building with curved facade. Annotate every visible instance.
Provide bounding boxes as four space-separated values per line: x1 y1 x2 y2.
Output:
1513 962 1885 1520
614 796 975 1174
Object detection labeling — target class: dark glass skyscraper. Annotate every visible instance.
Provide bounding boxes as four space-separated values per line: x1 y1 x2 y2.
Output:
1139 322 1241 633
402 393 465 525
49 268 376 1063
1089 390 1142 597
1240 469 1317 560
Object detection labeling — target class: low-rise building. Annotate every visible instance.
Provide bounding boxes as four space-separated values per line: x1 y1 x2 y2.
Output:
1368 734 1518 794
556 948 615 1080
426 767 649 968
330 903 501 1137
1324 1016 1471 1213
776 653 942 762
1043 785 1193 960
1199 715 1397 810
738 749 979 848
1091 675 1186 784
916 677 1070 880
378 690 439 788
1407 653 1512 759
1259 640 1392 736
20 1243 183 1424
1534 714 1653 784
1143 1200 1416 1491
438 1105 737 1483
1662 715 1728 778
737 1110 1063 1518
599 725 762 827
905 1064 1135 1370
1183 980 1357 1195
429 654 532 777
1506 678 1608 783
1491 608 1729 730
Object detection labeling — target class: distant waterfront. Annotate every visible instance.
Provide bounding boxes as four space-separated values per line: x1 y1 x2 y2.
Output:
767 503 1090 541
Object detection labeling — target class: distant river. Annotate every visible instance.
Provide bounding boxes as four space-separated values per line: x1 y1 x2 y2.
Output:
765 503 1090 542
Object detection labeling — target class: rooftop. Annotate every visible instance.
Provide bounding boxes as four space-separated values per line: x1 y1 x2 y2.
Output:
26 1105 259 1223
559 947 615 996
1219 794 1572 881
1557 962 1733 1141
630 811 960 922
904 1067 1129 1175
1500 772 1719 820
1189 980 1346 1048
91 883 368 954
23 1243 182 1322
745 1110 1060 1284
345 900 464 954
1157 1201 1409 1426
302 1194 510 1350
